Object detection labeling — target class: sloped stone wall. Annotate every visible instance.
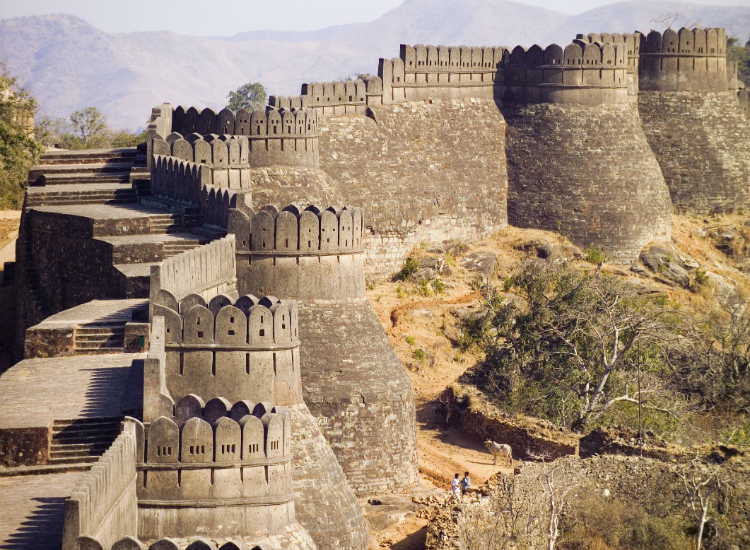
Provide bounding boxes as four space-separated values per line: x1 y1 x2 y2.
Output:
638 91 750 213
316 99 508 275
298 300 419 496
503 102 672 264
289 403 369 550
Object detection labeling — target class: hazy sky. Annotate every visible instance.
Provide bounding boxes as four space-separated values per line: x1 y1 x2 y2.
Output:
1 0 749 36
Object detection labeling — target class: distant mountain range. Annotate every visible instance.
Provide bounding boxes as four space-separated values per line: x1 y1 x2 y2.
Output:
1 0 748 130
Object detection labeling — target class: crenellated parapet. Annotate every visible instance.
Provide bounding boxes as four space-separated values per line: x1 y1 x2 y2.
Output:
270 78 384 118
379 44 506 103
639 28 728 92
149 235 238 308
500 41 629 105
575 32 642 94
148 105 319 178
229 204 366 301
135 397 295 539
146 293 301 417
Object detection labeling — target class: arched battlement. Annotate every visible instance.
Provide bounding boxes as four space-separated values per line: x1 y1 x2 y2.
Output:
378 44 508 103
500 40 629 105
88 538 276 550
148 105 319 181
153 291 299 346
229 203 366 301
148 291 302 409
142 409 290 465
136 405 295 539
228 203 364 255
638 27 728 92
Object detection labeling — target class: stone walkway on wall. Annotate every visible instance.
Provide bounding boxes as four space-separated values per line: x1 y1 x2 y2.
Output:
0 471 82 550
0 353 143 430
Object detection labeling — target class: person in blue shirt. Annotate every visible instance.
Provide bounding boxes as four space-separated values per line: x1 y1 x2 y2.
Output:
460 471 471 496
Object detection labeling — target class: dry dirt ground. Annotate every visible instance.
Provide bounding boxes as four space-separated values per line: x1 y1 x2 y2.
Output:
0 211 20 373
365 215 750 547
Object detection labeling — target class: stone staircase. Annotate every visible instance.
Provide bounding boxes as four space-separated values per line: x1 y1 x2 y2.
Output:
73 324 126 354
49 417 122 465
26 148 141 207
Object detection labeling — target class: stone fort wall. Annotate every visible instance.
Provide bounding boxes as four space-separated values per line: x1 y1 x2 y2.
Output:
639 28 728 92
634 29 750 213
313 99 509 274
228 203 419 496
500 41 629 106
145 247 369 548
638 90 750 213
147 292 302 409
62 421 139 550
503 101 673 263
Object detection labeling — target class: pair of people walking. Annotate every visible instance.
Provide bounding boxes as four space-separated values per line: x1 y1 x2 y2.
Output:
451 471 470 500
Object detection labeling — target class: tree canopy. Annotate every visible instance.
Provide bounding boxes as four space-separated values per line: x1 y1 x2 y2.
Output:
0 62 43 209
227 82 267 112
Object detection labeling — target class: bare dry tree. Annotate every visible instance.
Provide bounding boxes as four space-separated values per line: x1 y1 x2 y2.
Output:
536 460 581 550
671 457 732 550
650 12 701 30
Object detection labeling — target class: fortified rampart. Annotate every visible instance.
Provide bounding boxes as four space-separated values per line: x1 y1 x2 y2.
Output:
639 28 727 92
269 77 384 118
228 203 419 496
574 32 642 97
498 40 672 261
500 41 629 106
146 247 368 548
62 421 139 550
379 44 505 103
636 28 750 213
313 99 509 273
146 292 302 410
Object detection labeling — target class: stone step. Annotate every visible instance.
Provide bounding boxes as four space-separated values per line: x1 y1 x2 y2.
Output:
52 429 120 442
40 148 138 164
33 172 132 186
50 444 111 456
47 456 101 465
52 417 122 430
31 162 135 174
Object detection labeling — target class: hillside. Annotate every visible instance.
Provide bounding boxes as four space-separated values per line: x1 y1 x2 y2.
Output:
0 0 749 129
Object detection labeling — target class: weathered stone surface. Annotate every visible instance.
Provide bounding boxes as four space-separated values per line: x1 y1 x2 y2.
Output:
639 243 691 287
289 403 369 550
316 100 508 275
504 103 672 264
639 92 750 214
299 300 419 497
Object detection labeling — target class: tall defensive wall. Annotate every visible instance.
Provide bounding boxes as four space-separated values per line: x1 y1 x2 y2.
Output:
141 234 368 548
498 40 673 263
636 28 750 213
229 204 419 497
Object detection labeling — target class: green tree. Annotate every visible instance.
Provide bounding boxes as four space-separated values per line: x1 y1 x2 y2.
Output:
0 61 43 208
69 107 107 147
475 260 679 432
727 35 750 87
227 82 267 112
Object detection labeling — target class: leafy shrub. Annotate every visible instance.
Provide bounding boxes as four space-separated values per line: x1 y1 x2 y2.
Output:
405 336 416 346
585 245 606 265
396 257 419 281
413 349 426 364
431 278 445 294
445 253 455 267
418 278 432 296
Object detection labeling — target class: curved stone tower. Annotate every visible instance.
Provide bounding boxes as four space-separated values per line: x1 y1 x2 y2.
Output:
229 204 419 497
637 28 750 213
500 41 672 263
145 292 368 548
